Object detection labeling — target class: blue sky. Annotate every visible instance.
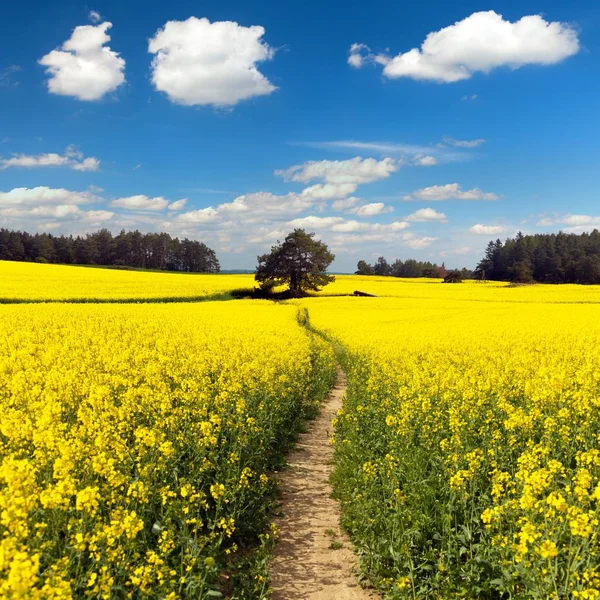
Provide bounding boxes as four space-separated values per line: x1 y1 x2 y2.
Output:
1 0 599 271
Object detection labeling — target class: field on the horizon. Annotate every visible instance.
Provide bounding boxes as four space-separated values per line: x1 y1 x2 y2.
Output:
1 261 600 598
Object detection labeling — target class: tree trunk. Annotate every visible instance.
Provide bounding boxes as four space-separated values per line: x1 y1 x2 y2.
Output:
290 271 298 291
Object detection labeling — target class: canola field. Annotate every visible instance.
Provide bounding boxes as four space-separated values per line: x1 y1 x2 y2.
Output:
0 301 335 598
307 296 600 599
1 262 600 599
0 261 254 302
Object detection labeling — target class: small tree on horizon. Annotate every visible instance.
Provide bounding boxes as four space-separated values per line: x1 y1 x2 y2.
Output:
255 229 335 294
355 260 374 275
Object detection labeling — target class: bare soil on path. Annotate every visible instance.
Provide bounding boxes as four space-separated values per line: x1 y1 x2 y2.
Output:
269 367 378 600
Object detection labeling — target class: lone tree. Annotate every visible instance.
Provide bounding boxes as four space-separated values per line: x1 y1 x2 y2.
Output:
355 260 374 275
443 269 464 283
255 229 335 295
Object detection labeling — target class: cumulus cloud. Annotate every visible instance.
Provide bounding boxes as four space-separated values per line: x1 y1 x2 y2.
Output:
148 17 276 107
414 155 437 166
405 183 499 201
0 146 99 171
403 233 437 248
110 195 171 211
350 202 393 217
332 196 360 211
39 21 125 100
405 208 447 222
300 183 358 199
0 186 100 207
89 10 101 23
469 223 509 235
83 209 114 221
171 207 219 224
217 192 315 218
287 215 409 234
276 157 399 185
0 204 82 219
350 11 579 83
536 214 600 232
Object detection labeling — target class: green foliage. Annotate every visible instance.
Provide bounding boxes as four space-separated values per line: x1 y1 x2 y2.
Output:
443 270 464 283
355 260 375 275
255 229 335 294
476 229 600 283
0 227 220 273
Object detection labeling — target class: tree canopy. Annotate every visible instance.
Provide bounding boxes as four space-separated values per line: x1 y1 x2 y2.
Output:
0 228 220 273
355 257 474 279
475 230 600 284
255 229 335 294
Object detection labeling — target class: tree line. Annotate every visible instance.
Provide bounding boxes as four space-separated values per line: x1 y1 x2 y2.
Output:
475 230 600 284
0 228 220 273
355 256 474 279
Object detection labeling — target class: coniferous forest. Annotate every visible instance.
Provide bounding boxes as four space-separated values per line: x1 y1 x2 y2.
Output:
0 228 220 273
475 230 600 284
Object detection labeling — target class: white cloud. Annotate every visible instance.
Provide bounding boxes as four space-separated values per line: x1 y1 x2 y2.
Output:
276 157 399 185
403 234 437 249
469 223 508 235
287 216 344 230
39 21 125 101
0 186 100 207
287 215 409 234
560 214 600 226
110 195 170 211
89 10 101 23
537 214 600 232
83 209 114 221
442 136 485 148
414 155 437 166
332 196 360 211
300 140 435 155
148 17 276 107
167 199 187 211
0 147 99 171
0 204 82 219
461 94 478 101
217 192 315 218
300 183 358 199
405 183 499 201
171 207 219 224
536 217 554 226
350 11 579 83
350 202 393 217
37 222 61 231
441 246 473 256
405 208 447 222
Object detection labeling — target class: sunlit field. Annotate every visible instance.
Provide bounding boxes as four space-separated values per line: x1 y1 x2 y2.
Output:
0 261 254 302
307 296 600 598
2 262 600 598
0 301 335 597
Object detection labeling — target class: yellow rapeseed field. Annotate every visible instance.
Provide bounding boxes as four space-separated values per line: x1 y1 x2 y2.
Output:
0 260 254 302
0 301 335 598
2 261 600 599
307 296 600 599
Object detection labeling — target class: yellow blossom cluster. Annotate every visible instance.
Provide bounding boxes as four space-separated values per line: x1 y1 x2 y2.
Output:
0 301 335 598
307 294 600 599
0 260 255 302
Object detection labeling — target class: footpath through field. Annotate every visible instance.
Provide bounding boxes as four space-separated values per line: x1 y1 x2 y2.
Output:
269 365 378 599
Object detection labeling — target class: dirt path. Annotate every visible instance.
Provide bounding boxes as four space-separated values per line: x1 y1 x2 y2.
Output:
269 366 378 600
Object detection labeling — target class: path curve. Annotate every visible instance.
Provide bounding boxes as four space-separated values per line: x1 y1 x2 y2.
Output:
269 366 378 599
